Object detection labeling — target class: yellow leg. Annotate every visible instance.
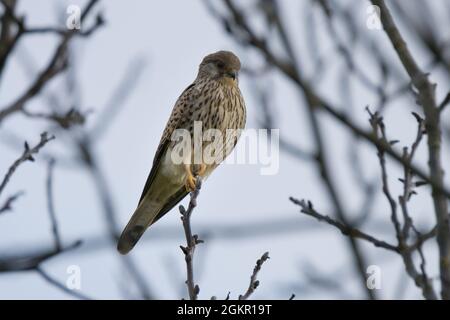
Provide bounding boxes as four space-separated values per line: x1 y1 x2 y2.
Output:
184 163 207 192
184 164 196 192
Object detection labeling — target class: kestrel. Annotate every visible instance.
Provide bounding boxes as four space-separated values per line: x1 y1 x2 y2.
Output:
117 51 246 254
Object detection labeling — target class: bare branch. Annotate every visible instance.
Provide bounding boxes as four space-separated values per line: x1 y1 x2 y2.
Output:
77 137 155 299
239 252 270 300
0 191 23 214
290 197 399 252
46 159 61 251
179 176 203 300
89 56 148 140
439 92 450 113
23 12 105 37
35 266 92 300
219 0 377 299
0 0 20 79
398 113 437 300
0 37 67 122
0 132 54 196
368 108 437 299
22 108 89 129
210 0 450 201
367 108 402 241
0 0 103 123
371 0 450 300
0 240 81 272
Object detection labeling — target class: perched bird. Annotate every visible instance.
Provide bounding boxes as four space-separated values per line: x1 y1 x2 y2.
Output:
117 51 246 254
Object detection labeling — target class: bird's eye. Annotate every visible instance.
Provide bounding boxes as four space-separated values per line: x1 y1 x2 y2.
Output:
216 61 225 68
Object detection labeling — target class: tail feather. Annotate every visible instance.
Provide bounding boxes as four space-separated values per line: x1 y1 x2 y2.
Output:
117 157 187 254
117 199 160 255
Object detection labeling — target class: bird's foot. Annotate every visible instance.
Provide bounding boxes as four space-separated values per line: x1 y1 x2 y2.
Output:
185 174 197 192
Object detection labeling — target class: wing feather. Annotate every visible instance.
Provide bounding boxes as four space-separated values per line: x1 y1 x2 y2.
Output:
137 82 196 204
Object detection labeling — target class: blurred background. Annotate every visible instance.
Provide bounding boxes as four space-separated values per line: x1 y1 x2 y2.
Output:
1 0 449 299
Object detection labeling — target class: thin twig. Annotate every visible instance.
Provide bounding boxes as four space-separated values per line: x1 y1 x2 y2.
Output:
0 191 23 214
22 108 89 129
438 92 450 113
23 12 104 38
46 159 61 251
367 108 402 242
0 132 54 196
239 252 270 300
0 0 103 123
89 56 148 140
179 176 203 300
0 240 81 272
372 0 450 299
35 266 92 300
290 197 399 252
368 109 437 299
397 113 437 299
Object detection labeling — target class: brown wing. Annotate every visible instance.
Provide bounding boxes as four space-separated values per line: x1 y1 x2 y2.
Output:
137 82 196 206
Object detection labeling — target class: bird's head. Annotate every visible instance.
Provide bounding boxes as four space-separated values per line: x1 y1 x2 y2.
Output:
198 51 241 85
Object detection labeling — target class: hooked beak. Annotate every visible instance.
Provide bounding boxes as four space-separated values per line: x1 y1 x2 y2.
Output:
225 71 237 80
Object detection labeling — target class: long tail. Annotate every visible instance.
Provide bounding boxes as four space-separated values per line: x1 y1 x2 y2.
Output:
117 198 160 255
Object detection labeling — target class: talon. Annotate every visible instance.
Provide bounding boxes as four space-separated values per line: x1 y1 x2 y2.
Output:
185 174 197 192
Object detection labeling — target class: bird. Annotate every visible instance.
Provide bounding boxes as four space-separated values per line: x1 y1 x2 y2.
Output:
117 51 246 254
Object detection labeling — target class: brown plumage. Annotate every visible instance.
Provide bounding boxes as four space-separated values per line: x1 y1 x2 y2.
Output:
117 51 246 254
